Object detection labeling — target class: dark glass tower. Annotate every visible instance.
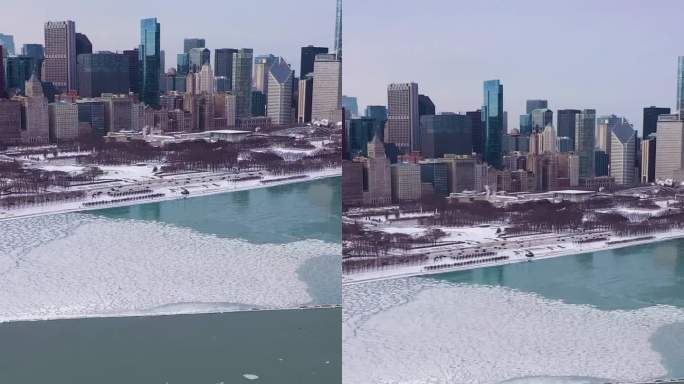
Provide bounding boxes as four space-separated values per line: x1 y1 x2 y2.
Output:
77 53 130 97
139 18 160 108
467 110 483 156
557 109 580 151
482 80 503 168
418 94 435 117
300 46 328 78
75 33 92 56
420 113 472 158
123 48 139 94
643 106 671 139
214 48 237 89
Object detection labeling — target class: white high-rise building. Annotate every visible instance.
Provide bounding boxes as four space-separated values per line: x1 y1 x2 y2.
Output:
390 162 421 202
311 53 342 122
198 64 215 94
541 125 557 153
225 94 237 127
49 101 79 141
19 74 49 143
609 125 637 186
386 82 419 152
655 114 684 181
266 60 293 126
362 134 391 205
43 21 76 92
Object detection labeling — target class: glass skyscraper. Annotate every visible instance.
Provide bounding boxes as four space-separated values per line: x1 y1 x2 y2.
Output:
576 109 596 178
139 18 160 108
482 79 504 169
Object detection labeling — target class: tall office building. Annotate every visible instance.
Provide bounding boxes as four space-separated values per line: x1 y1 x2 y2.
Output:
251 91 266 117
19 73 50 143
297 76 314 123
643 106 671 139
214 48 237 89
385 83 419 152
75 33 92 56
418 94 435 118
43 21 77 92
76 99 106 136
183 38 205 53
482 80 504 168
526 99 548 114
575 109 596 179
466 110 483 156
254 54 278 94
610 124 637 186
5 56 35 94
198 64 214 94
123 48 139 94
655 114 684 180
188 48 210 73
21 44 44 61
176 53 189 75
530 108 553 131
642 137 657 183
362 134 392 205
390 162 422 202
77 52 130 97
347 117 383 159
678 56 684 112
300 46 328 78
139 18 161 108
231 49 253 118
0 34 15 57
48 101 79 141
342 95 359 118
266 60 293 126
557 109 580 151
335 0 342 59
420 113 472 158
365 105 387 122
311 53 342 122
597 115 631 160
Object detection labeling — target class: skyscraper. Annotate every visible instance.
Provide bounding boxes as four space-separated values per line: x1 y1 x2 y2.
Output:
482 80 504 168
335 0 342 60
254 54 278 94
183 38 205 53
75 33 92 56
43 21 77 92
467 110 483 156
20 73 50 143
297 76 314 123
575 109 596 178
526 99 548 114
530 108 553 132
420 113 472 158
557 109 580 151
311 53 342 122
385 82 419 152
198 64 215 94
123 48 140 94
418 94 435 117
0 34 16 56
643 106 671 139
342 95 359 118
139 18 161 108
21 44 44 61
0 99 22 144
188 48 210 73
77 52 130 97
266 59 294 126
0 46 5 98
610 124 637 186
655 114 684 180
300 46 328 78
232 48 253 118
214 48 237 88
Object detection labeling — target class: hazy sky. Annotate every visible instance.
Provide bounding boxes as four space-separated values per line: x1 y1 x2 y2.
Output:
2 0 337 77
346 0 683 135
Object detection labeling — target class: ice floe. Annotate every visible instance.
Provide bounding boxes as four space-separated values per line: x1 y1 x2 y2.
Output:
343 278 684 384
0 214 340 322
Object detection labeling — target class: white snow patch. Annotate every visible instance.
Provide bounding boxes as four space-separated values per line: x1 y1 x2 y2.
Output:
343 278 684 384
0 214 340 322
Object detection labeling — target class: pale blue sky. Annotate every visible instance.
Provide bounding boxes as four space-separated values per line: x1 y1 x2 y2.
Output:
3 0 337 76
345 0 683 134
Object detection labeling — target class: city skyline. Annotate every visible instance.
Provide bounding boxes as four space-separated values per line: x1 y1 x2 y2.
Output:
346 0 683 135
1 0 336 76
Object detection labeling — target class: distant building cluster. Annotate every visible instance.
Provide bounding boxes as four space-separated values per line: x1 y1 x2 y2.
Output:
0 0 343 145
342 59 684 206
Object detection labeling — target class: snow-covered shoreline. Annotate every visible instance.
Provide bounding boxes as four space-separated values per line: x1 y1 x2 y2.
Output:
0 167 341 222
343 228 684 285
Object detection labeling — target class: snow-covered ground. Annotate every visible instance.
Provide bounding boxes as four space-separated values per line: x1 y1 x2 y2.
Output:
0 167 341 221
0 214 341 323
343 278 684 384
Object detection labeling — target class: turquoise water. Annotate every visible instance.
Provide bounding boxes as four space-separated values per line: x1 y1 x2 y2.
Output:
0 308 341 384
428 238 684 378
89 177 342 244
